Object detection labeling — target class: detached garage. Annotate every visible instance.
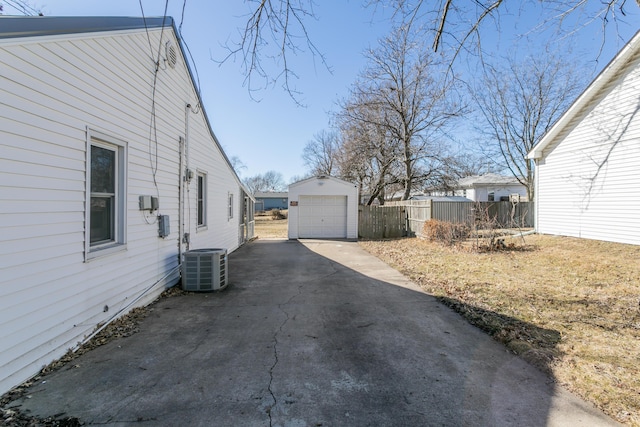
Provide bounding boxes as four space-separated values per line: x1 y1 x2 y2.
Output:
288 176 359 239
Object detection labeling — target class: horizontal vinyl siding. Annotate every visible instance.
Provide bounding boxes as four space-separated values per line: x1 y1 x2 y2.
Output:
0 25 240 395
537 50 640 245
187 120 243 252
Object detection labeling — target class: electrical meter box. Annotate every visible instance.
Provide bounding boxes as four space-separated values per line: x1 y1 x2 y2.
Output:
139 195 159 211
158 215 170 237
139 195 152 210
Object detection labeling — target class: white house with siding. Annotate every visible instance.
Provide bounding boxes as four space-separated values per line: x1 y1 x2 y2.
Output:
527 30 640 245
453 173 528 202
0 16 254 395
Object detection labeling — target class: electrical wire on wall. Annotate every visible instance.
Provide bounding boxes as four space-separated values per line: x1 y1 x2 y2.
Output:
139 0 170 206
184 103 200 245
188 102 201 114
178 0 202 101
142 208 158 225
82 1 184 350
184 101 201 247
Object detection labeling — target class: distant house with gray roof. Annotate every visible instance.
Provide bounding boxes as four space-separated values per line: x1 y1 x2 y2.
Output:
454 173 528 202
254 191 289 211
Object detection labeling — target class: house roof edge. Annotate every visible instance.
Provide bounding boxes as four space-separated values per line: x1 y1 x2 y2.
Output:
0 16 174 39
527 29 640 160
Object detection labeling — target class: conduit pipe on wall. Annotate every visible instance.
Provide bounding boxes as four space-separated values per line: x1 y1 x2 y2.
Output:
181 102 192 257
178 135 185 264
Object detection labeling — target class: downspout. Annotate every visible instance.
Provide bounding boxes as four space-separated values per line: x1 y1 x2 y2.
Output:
183 103 191 252
533 158 539 233
178 135 184 264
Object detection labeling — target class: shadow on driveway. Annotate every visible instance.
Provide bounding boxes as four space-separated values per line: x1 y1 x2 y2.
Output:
4 240 618 426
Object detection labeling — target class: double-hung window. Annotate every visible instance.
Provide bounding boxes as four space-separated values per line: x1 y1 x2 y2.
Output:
197 172 207 227
85 129 127 259
228 192 234 220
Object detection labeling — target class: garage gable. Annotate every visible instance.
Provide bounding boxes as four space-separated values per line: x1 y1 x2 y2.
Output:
288 176 358 240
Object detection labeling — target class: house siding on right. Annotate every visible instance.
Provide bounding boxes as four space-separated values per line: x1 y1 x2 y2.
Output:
531 32 640 245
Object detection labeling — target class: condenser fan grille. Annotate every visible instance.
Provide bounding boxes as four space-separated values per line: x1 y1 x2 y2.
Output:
182 248 228 292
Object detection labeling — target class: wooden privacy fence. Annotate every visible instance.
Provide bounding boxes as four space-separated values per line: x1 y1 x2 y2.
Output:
359 201 534 238
431 201 532 227
358 205 406 239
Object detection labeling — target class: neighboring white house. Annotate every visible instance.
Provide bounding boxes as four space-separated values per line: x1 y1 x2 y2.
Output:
0 16 254 395
453 173 528 202
409 195 472 202
288 176 359 239
527 30 640 246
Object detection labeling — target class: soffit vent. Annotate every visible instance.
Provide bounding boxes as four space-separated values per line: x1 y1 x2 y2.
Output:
166 42 177 68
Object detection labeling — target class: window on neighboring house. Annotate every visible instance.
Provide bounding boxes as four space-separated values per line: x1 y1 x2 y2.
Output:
228 192 234 220
197 172 206 227
488 191 495 202
86 130 127 259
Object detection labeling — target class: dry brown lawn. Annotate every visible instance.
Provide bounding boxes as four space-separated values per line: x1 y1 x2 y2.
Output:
254 213 288 239
360 234 640 426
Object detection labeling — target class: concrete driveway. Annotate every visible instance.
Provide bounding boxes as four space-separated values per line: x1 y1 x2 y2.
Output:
7 240 618 426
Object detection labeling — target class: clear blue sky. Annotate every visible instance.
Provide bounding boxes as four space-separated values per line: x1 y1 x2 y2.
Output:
7 1 639 183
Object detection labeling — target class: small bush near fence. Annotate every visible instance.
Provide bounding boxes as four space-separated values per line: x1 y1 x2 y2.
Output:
472 203 529 252
271 209 287 220
423 214 528 252
361 201 533 248
422 220 471 246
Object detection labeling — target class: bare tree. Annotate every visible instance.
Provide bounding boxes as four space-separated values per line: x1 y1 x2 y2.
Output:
228 155 247 177
422 152 487 195
337 21 465 201
242 170 287 193
302 130 340 176
473 52 584 200
288 174 311 184
336 93 400 205
226 1 636 99
369 1 637 59
0 0 42 15
220 0 329 104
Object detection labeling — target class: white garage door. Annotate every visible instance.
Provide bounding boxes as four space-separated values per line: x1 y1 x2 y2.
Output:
298 195 347 238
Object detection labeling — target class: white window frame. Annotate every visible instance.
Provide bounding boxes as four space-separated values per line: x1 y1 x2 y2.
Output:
228 192 234 220
197 171 207 229
85 128 127 261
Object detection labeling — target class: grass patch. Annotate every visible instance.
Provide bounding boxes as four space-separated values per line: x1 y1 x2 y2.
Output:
254 214 288 239
359 234 640 426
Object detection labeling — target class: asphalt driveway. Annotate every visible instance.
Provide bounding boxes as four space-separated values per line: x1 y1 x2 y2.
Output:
6 240 618 426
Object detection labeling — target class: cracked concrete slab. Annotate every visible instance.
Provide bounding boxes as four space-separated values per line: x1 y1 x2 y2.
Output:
5 240 620 426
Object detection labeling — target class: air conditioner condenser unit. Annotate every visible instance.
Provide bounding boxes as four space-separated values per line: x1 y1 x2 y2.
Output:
182 248 228 292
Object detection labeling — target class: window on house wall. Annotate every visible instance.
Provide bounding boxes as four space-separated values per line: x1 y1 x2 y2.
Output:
197 172 206 227
86 130 127 259
228 192 234 220
488 191 495 201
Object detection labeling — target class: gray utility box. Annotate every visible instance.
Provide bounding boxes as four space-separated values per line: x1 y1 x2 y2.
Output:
182 248 228 292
